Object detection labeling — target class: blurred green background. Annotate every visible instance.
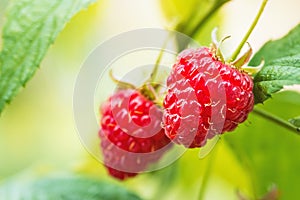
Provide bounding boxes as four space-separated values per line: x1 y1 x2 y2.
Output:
0 0 300 199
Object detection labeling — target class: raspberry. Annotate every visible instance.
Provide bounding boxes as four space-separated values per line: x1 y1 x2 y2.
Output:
163 47 254 148
99 89 171 180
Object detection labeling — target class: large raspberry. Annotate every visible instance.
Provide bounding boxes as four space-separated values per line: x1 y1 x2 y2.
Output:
99 89 171 180
163 47 254 148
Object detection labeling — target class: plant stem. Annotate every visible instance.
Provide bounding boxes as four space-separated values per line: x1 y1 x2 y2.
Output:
197 143 218 200
109 70 136 89
189 0 231 39
253 107 300 135
149 33 172 83
149 45 165 83
229 0 268 62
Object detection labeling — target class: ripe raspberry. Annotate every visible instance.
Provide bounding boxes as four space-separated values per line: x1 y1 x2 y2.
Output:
99 89 171 180
163 47 254 148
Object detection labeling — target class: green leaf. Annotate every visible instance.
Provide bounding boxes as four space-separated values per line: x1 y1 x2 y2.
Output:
0 175 142 200
160 0 200 24
253 55 300 103
0 0 97 114
250 24 300 66
250 24 300 103
289 116 300 128
160 0 230 48
225 91 300 200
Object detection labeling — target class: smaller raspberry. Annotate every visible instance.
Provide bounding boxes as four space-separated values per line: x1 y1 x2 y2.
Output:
99 89 171 180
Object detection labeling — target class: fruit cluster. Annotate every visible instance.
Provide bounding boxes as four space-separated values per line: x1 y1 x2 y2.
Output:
98 44 254 180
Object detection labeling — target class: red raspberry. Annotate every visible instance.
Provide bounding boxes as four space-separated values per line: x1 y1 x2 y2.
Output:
99 89 171 180
163 47 254 148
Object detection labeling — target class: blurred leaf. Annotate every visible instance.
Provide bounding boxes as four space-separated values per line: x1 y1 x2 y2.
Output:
259 186 279 200
237 187 279 200
0 0 97 114
289 116 300 128
250 24 300 103
160 0 230 48
50 1 104 66
160 0 200 24
225 91 300 200
0 174 141 200
148 161 179 199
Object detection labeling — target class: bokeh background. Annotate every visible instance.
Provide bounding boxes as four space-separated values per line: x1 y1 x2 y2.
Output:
0 0 300 199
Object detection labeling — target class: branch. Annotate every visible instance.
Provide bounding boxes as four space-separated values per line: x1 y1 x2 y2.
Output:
253 107 300 135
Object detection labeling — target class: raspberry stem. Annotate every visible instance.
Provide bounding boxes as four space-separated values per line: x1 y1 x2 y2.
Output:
253 107 300 135
149 44 165 83
149 33 172 83
109 70 136 89
228 0 268 62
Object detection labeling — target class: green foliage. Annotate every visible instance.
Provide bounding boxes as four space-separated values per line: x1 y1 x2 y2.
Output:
225 91 300 200
226 24 300 200
160 0 200 24
160 0 230 48
251 24 300 103
160 0 229 33
0 0 97 114
0 174 142 200
289 116 300 128
250 24 300 66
